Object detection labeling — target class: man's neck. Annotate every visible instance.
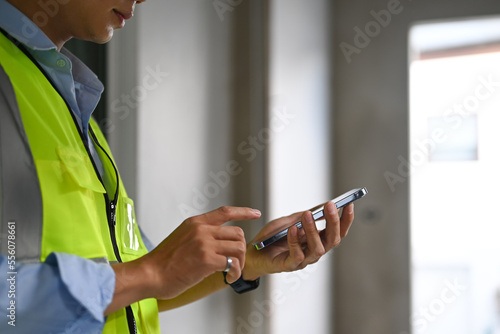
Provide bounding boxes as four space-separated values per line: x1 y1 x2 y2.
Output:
6 0 71 50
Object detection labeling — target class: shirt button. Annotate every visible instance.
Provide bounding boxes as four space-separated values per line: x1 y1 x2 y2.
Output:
56 59 66 67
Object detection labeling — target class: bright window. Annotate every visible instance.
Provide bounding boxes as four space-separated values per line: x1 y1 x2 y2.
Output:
409 17 500 334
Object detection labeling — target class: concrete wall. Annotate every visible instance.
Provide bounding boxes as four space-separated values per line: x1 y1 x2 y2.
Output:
332 0 500 333
267 1 333 333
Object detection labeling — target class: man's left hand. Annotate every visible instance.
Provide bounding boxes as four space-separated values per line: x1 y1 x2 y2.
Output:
242 201 355 281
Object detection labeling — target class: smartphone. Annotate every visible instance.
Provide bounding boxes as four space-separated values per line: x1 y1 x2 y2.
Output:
253 187 368 250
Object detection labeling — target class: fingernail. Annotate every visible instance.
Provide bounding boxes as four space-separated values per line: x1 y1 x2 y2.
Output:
252 209 261 216
327 201 338 215
304 211 314 224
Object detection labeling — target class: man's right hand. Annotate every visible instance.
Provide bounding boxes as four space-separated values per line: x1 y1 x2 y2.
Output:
105 206 261 315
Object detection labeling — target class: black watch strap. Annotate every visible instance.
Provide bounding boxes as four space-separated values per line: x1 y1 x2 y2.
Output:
223 272 260 294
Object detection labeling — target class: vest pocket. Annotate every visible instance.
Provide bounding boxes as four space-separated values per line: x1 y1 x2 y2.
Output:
35 151 109 261
57 146 106 193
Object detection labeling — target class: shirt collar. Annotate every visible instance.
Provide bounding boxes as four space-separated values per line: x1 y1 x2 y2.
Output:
0 0 57 51
0 0 104 141
60 48 104 95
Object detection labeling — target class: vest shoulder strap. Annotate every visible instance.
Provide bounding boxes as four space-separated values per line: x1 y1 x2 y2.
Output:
0 61 43 264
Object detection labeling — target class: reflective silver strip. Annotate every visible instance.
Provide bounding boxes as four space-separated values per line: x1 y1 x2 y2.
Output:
0 64 43 264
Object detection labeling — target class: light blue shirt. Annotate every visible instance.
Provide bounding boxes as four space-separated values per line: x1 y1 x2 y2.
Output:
0 1 155 332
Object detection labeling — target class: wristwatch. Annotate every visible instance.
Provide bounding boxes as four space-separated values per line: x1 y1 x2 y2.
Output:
223 272 260 294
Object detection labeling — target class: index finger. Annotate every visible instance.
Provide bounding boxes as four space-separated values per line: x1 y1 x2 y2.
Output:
196 206 262 226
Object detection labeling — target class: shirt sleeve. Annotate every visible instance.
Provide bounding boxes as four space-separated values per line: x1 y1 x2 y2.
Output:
139 225 156 253
0 252 115 333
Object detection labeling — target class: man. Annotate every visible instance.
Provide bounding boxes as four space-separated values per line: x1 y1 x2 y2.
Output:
0 0 355 333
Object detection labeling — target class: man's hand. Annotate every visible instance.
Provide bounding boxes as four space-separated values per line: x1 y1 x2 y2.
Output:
106 206 261 315
243 201 354 281
141 206 261 299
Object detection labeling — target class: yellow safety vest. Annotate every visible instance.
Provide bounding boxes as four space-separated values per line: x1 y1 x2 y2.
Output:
0 31 160 333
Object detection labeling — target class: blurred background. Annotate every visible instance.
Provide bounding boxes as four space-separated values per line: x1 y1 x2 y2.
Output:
68 0 500 333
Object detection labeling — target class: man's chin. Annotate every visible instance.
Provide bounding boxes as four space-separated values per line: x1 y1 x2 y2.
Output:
87 28 115 45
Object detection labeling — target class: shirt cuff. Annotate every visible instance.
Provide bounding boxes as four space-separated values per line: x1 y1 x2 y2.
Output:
46 252 115 323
